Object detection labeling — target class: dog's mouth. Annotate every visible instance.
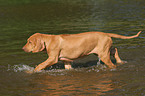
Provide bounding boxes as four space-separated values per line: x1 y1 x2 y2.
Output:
22 47 30 53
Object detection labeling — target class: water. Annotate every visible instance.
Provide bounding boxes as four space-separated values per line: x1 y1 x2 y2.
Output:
0 0 145 96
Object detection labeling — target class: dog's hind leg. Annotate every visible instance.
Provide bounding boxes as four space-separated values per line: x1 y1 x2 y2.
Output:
110 47 127 64
110 47 123 63
114 48 127 64
99 52 116 69
114 48 123 63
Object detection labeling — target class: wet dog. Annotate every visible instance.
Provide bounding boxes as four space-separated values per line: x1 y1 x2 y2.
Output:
22 31 141 72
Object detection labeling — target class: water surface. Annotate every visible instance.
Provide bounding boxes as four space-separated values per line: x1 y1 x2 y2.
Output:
0 0 145 96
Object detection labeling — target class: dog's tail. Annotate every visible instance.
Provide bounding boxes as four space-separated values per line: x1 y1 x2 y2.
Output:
105 31 142 39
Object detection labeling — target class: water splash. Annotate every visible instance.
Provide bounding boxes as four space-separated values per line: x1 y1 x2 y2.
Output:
7 64 34 72
86 64 107 73
7 63 115 75
7 64 68 75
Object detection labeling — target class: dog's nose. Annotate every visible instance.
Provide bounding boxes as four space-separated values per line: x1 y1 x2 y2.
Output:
22 46 30 52
22 47 25 51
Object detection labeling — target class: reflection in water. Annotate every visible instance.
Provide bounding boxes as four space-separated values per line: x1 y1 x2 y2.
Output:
7 64 115 95
23 69 114 96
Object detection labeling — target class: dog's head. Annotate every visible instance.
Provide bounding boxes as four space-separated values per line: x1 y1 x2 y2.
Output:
22 33 45 53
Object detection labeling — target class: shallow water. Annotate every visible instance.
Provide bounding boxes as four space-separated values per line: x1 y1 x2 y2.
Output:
0 0 145 96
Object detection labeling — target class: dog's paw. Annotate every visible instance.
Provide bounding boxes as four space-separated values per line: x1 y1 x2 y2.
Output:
122 60 127 64
24 69 36 74
117 60 127 64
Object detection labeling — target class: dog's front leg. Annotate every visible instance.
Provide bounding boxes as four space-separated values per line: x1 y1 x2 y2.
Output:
34 57 58 72
64 61 73 70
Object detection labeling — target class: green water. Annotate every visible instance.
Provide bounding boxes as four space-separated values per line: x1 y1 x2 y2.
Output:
0 0 145 96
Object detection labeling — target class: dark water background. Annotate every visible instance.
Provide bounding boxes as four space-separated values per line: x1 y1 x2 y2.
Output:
0 0 145 96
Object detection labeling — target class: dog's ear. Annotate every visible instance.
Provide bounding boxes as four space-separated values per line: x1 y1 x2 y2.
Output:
32 34 45 53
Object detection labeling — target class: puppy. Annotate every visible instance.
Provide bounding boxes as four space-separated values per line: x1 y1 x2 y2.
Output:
22 31 141 72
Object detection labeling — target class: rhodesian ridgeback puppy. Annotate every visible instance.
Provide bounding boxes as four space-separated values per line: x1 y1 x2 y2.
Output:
22 31 141 72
